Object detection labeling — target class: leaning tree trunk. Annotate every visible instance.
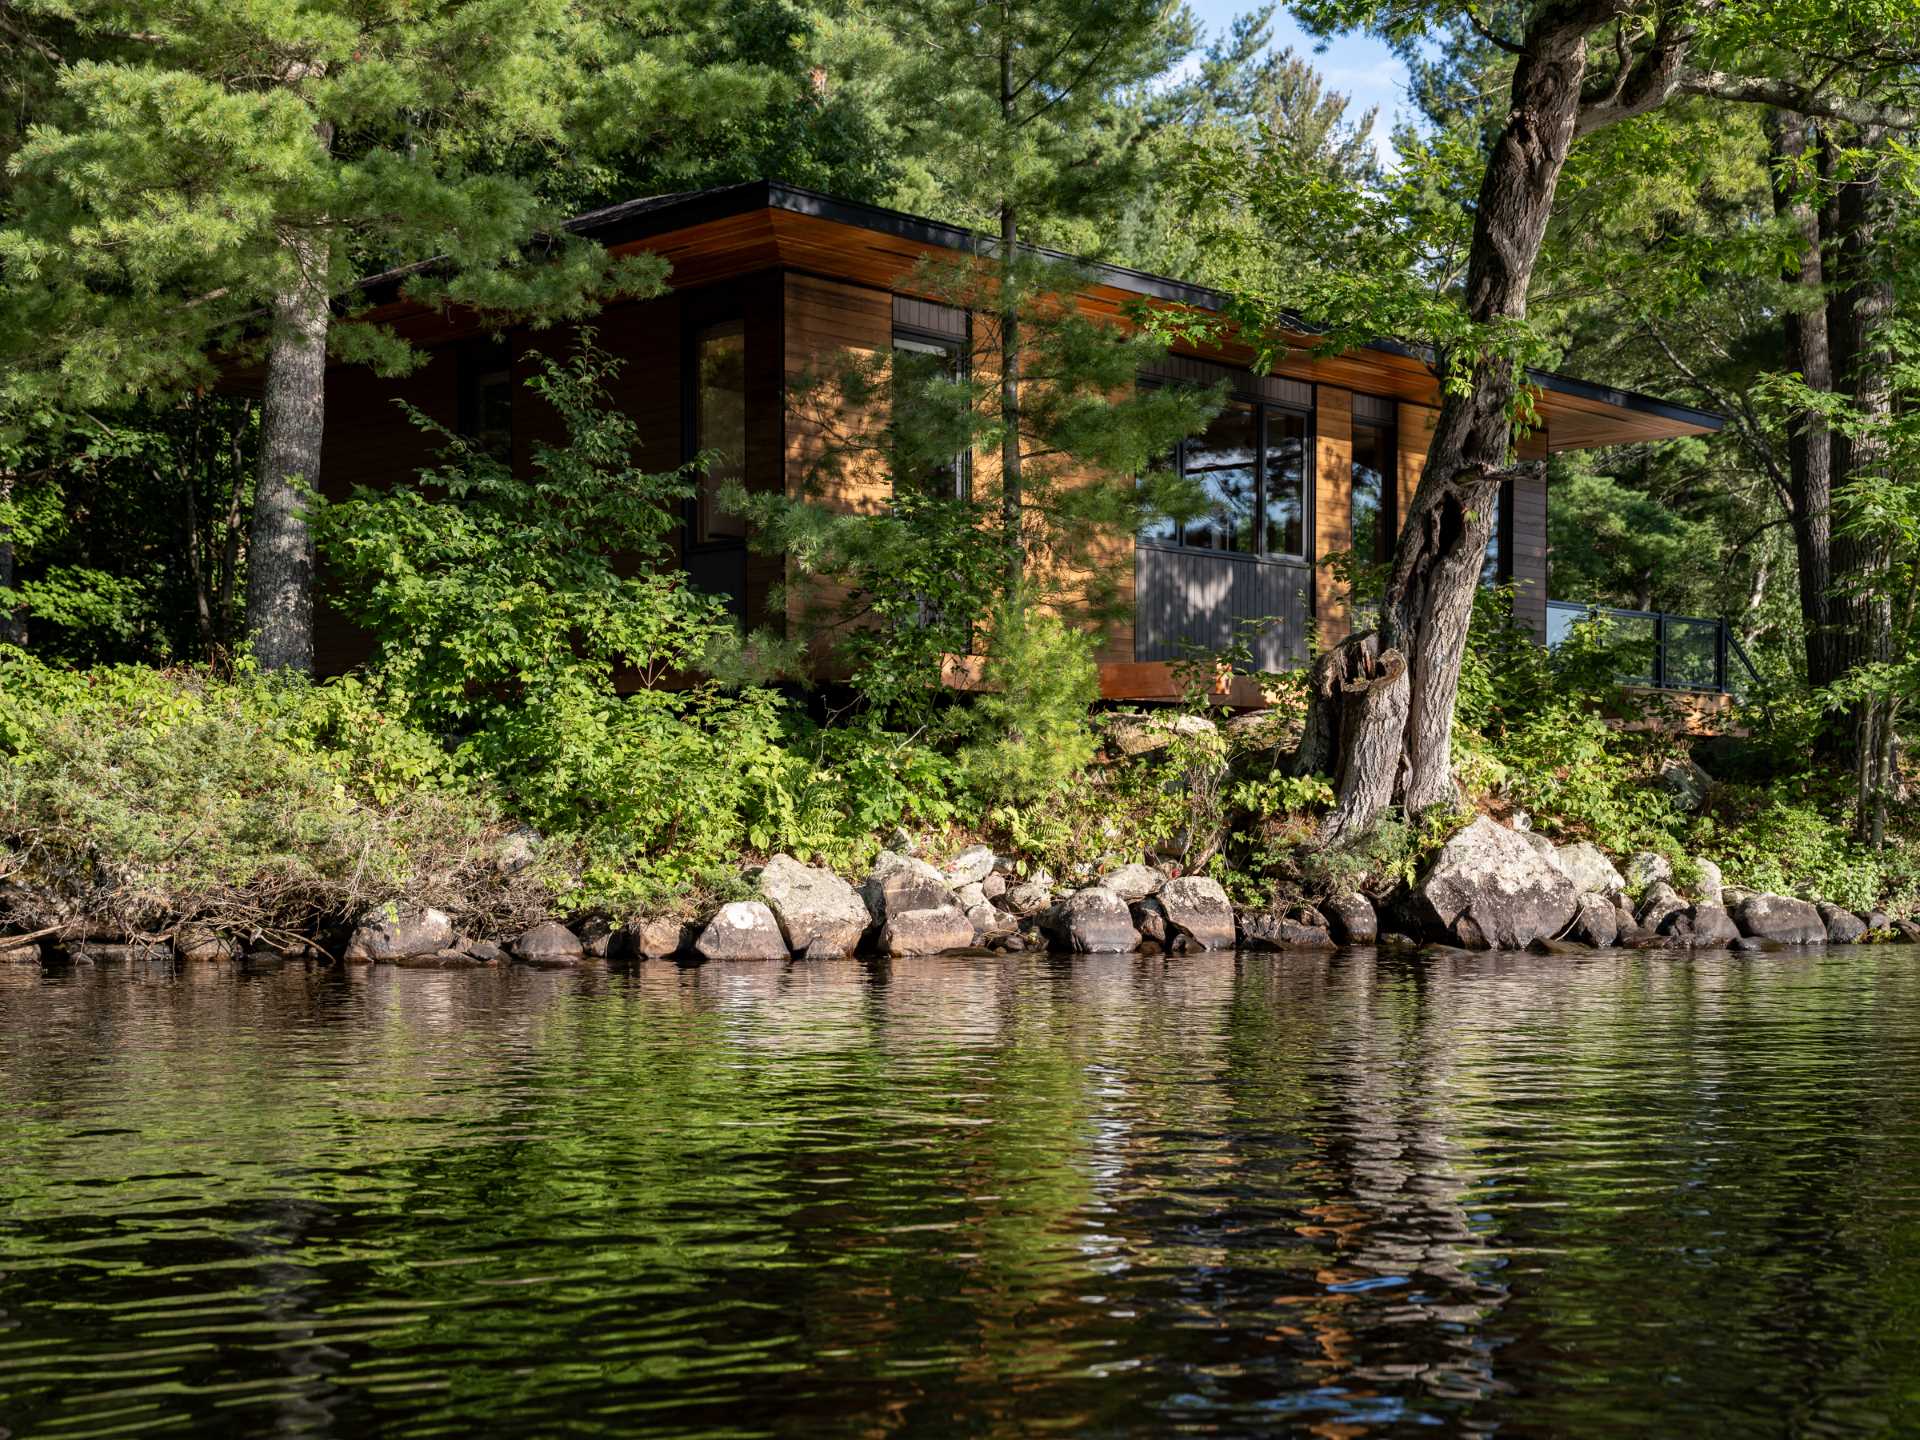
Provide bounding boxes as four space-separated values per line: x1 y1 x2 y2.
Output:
997 22 1024 598
1302 17 1591 844
244 231 330 673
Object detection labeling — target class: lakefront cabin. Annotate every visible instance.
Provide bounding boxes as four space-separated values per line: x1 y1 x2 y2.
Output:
313 180 1728 702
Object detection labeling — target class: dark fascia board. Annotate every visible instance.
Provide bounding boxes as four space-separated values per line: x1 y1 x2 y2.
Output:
376 177 1726 437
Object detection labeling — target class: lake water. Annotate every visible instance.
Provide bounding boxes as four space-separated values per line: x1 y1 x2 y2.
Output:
3 949 1919 1438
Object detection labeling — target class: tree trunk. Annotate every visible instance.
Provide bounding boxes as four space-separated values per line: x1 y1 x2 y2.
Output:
1767 111 1837 690
1309 15 1590 841
0 468 25 647
998 20 1023 598
244 233 330 673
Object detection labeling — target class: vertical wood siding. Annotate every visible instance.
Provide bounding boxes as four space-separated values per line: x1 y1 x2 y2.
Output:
1314 386 1354 645
1133 548 1310 672
1511 468 1549 641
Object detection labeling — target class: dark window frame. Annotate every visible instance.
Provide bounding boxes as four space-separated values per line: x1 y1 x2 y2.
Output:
683 310 749 553
890 321 972 502
1480 478 1516 586
1140 382 1315 565
456 338 514 461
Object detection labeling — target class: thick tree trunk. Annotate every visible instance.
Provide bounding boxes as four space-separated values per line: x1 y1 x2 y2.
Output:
244 234 330 673
0 469 25 647
998 21 1023 598
1768 112 1837 690
1310 16 1590 840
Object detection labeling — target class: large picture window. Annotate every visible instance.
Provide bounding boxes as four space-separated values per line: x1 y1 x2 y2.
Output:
1142 398 1310 559
693 319 747 544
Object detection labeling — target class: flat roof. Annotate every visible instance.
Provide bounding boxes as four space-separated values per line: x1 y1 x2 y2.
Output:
559 179 1723 439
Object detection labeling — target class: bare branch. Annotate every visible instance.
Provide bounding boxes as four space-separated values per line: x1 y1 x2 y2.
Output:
1678 71 1920 131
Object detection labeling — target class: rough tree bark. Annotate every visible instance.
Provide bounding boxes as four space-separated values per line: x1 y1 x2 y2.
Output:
997 18 1024 598
243 230 330 673
1301 6 1595 843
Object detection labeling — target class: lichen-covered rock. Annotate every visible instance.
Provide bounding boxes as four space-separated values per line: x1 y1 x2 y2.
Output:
610 918 695 960
1637 882 1688 935
980 873 1007 901
1660 903 1741 948
466 939 507 964
694 902 790 962
1568 892 1620 948
509 921 584 966
344 906 454 963
173 924 234 963
1044 887 1140 954
1659 757 1713 812
1325 893 1377 945
1098 863 1166 901
862 850 951 926
1240 913 1335 950
1157 876 1236 951
758 854 869 960
1818 903 1868 945
944 845 998 887
879 906 975 957
1004 882 1053 917
1733 893 1825 945
966 903 1016 939
1624 851 1673 892
1415 817 1578 950
1555 842 1626 898
954 882 988 912
1694 857 1725 906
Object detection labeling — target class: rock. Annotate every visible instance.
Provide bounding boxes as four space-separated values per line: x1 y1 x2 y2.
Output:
1098 863 1167 901
1520 829 1562 868
1530 936 1591 956
1415 817 1578 951
1044 887 1141 954
1004 882 1053 917
1132 897 1169 946
394 950 489 969
1818 903 1867 945
1733 893 1825 946
862 850 951 926
509 921 584 966
1659 757 1714 811
944 845 998 887
967 903 1016 939
1865 910 1893 934
1732 935 1770 951
1624 852 1673 892
1661 903 1741 948
758 854 870 960
344 906 455 963
1694 858 1725 906
174 924 233 963
1240 913 1335 950
879 906 975 956
1896 919 1920 946
1157 876 1237 951
1555 842 1626 898
610 918 695 960
583 930 614 959
1614 898 1638 930
954 882 988 912
1637 882 1688 935
496 827 541 873
1104 711 1216 758
884 826 918 856
980 873 1007 901
1568 892 1620 948
1325 893 1377 945
694 902 790 962
465 939 506 964
0 937 42 963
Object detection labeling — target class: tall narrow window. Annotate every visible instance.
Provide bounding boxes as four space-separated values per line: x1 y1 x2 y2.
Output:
1263 410 1307 557
893 331 970 500
1144 396 1309 560
694 320 746 543
1480 480 1511 586
458 340 513 461
1184 401 1259 552
1350 417 1395 564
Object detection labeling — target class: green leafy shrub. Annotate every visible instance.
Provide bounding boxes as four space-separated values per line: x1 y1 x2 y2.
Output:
958 599 1100 806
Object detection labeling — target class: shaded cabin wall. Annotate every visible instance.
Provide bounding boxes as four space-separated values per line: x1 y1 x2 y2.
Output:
1511 429 1550 643
1314 387 1355 645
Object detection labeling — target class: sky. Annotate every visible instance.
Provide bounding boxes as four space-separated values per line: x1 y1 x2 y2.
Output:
1182 1 1412 166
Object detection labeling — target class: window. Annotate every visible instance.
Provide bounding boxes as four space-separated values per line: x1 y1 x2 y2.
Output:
1350 417 1395 564
1145 398 1310 559
1480 479 1513 586
457 340 513 461
892 330 970 500
693 319 747 544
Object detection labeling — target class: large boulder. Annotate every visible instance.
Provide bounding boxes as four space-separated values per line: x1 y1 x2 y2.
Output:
1818 902 1868 946
1636 882 1688 935
1659 757 1714 812
1004 881 1054 917
1325 893 1377 945
880 906 976 957
1240 913 1335 950
1660 903 1741 948
694 902 790 962
1415 817 1578 951
862 851 951 926
509 921 584 966
1158 877 1237 951
1555 842 1626 898
1568 892 1620 948
1132 896 1169 947
344 906 455 962
1098 863 1167 901
1623 851 1673 892
1104 711 1216 758
610 917 697 961
966 903 1016 940
1045 887 1140 954
943 845 998 888
173 924 235 963
758 854 870 960
1733 892 1825 945
1694 858 1725 906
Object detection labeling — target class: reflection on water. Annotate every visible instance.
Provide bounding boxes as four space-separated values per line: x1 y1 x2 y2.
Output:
4 950 1919 1438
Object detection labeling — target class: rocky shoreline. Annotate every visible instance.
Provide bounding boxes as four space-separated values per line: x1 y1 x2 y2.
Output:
4 813 1916 971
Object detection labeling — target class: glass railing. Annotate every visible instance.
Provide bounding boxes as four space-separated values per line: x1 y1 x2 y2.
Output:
1546 601 1760 697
